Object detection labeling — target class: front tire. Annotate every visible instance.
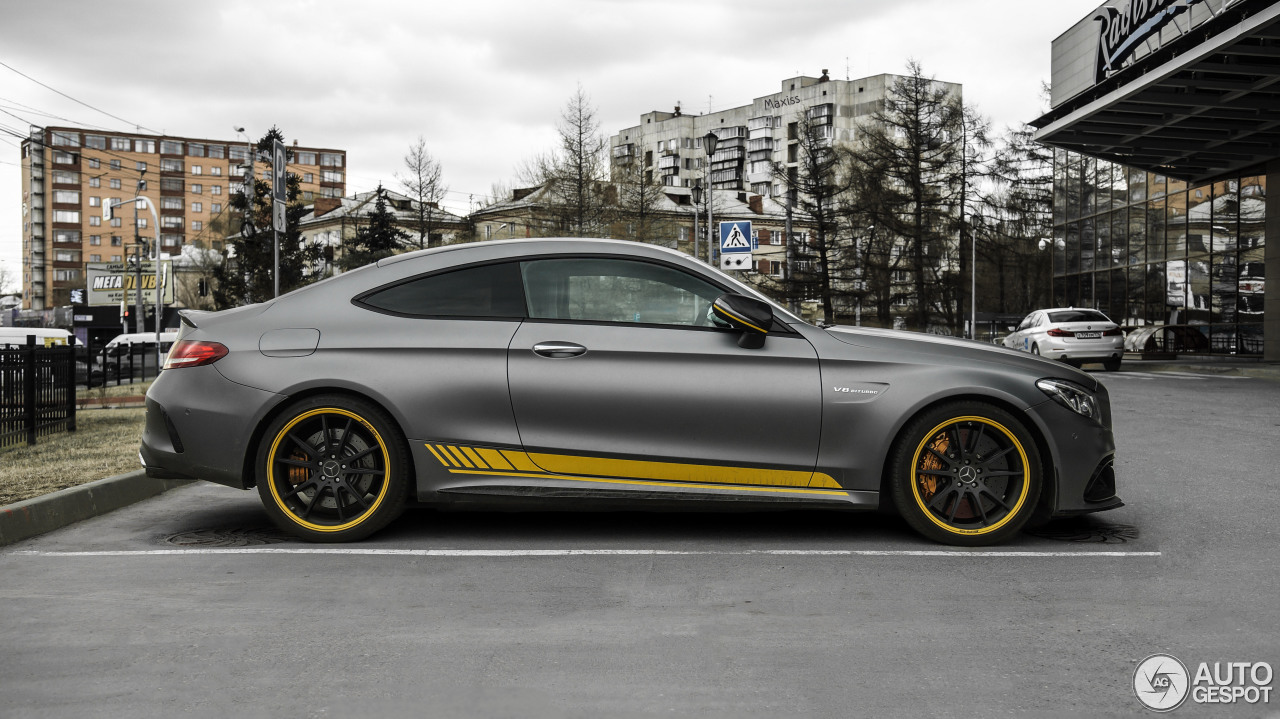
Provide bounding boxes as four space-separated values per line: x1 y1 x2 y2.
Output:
1031 343 1041 356
889 402 1042 546
256 395 410 542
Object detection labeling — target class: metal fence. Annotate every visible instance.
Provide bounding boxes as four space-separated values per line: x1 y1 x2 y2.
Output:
77 344 164 390
0 336 78 448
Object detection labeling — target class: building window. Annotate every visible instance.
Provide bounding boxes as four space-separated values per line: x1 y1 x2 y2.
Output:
191 184 202 194
85 135 106 150
188 143 205 157
137 161 147 172
88 196 101 207
302 191 313 201
160 178 183 192
56 250 78 263
134 139 155 153
160 140 183 155
111 236 122 246
160 159 183 172
211 185 222 195
192 220 203 231
53 190 80 204
228 146 248 161
89 177 100 188
110 217 122 227
191 202 202 213
161 234 180 247
304 173 314 183
211 202 222 213
111 254 121 261
51 131 80 147
110 160 121 171
207 144 225 159
90 254 101 262
211 166 222 176
191 165 202 175
53 210 80 223
319 153 343 167
87 158 100 169
53 151 76 164
51 170 76 184
111 137 130 151
54 269 82 281
54 230 80 244
161 197 183 210
322 170 343 183
89 216 101 227
295 151 316 165
109 178 121 189
90 235 101 245
136 218 147 229
161 216 184 229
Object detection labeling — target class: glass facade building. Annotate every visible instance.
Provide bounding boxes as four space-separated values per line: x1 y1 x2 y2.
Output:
1051 149 1266 355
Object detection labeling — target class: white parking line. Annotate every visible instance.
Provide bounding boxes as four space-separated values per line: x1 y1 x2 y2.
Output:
8 548 1161 558
1107 371 1246 380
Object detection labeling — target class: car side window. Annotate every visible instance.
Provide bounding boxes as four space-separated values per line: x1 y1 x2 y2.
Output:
358 262 527 318
1017 314 1034 332
520 258 724 328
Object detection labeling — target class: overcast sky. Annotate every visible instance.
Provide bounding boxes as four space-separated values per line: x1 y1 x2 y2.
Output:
0 0 1103 293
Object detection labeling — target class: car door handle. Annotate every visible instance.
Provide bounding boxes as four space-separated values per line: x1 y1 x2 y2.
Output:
532 341 587 358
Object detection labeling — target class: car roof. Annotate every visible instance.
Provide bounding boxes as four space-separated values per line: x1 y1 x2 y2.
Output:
376 237 689 268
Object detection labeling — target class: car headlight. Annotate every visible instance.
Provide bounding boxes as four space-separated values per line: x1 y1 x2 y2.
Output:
1036 378 1098 421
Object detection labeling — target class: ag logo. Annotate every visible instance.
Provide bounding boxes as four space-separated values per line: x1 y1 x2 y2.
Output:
1134 654 1190 712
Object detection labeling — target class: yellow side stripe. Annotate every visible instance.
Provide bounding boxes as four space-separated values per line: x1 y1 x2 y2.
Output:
444 469 849 496
461 446 488 469
446 446 475 468
424 444 451 467
427 444 840 490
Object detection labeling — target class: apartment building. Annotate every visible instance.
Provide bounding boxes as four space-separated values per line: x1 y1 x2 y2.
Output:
609 71 961 198
19 126 346 309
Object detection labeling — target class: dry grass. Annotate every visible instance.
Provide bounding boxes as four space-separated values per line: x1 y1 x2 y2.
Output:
0 407 147 506
76 379 153 401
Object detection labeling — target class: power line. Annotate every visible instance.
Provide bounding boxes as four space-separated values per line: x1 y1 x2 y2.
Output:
0 60 161 135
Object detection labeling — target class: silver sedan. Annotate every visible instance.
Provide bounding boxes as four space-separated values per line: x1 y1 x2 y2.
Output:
141 239 1121 545
1003 308 1125 371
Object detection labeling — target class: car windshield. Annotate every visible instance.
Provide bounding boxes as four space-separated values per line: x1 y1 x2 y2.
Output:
1047 310 1110 323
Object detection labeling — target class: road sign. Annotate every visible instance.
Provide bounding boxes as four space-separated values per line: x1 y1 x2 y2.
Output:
273 199 286 233
720 221 752 254
272 139 287 204
720 253 754 271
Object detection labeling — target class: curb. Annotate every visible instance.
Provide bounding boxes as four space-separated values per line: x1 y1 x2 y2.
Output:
1120 362 1280 381
0 470 195 547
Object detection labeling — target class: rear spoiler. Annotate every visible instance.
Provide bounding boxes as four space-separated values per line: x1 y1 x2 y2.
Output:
178 309 211 329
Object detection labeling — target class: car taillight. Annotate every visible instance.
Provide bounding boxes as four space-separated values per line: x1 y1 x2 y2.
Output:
1103 328 1123 336
1046 328 1073 337
164 340 228 369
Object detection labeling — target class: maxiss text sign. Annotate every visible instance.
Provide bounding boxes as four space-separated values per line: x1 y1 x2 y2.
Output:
84 261 174 307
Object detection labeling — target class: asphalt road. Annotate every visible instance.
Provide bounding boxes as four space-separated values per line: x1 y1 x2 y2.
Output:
1 371 1278 718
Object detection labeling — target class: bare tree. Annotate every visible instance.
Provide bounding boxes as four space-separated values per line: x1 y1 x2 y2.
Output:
611 153 671 244
397 136 448 249
0 261 17 295
530 85 610 237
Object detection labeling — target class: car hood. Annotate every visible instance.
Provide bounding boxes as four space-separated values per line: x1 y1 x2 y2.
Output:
821 325 1098 389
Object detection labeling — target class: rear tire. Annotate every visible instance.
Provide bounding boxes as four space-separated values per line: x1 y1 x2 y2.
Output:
1103 358 1121 372
889 401 1042 546
255 394 410 542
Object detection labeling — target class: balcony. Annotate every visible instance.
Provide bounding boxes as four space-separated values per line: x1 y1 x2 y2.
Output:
658 154 680 169
748 137 774 152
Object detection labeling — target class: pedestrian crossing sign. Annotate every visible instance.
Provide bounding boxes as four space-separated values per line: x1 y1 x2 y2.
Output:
720 222 752 254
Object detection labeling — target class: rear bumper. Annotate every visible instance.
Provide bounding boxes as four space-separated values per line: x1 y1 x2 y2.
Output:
1040 339 1125 361
139 365 283 490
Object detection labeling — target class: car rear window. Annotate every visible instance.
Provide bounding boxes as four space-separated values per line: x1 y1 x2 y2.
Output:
1047 310 1110 323
358 262 527 318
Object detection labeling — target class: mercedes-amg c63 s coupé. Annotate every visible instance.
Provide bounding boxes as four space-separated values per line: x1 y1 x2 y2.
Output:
141 238 1122 545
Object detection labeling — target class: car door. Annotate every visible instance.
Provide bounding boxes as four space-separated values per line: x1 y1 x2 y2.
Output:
506 256 823 487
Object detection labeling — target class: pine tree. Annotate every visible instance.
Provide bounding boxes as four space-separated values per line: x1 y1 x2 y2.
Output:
339 185 408 271
213 127 323 308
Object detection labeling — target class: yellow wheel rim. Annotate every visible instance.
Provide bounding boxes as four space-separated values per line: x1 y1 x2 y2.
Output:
266 408 392 533
909 416 1031 536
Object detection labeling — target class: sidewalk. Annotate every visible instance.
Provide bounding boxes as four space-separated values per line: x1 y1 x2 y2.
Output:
1117 355 1280 381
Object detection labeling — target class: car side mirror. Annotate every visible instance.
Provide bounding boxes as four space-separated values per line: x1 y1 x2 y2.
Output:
712 293 773 349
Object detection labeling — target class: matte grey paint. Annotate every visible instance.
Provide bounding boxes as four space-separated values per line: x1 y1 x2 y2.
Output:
141 238 1118 518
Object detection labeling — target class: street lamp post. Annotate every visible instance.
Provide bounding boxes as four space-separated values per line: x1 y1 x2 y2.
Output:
690 183 702 261
702 131 718 265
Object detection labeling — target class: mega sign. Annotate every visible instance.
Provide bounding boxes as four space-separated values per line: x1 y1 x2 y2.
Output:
84 261 174 307
1095 0 1207 82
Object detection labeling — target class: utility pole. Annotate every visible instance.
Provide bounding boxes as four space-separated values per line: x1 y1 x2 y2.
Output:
132 175 145 334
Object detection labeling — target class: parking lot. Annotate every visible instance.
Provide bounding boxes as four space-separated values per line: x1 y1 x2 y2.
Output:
1 370 1277 718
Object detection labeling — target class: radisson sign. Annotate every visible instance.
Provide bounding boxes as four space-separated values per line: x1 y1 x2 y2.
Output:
1094 0 1208 82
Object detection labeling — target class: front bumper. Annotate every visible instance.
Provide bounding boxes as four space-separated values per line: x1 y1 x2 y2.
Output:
140 365 283 489
1024 396 1122 516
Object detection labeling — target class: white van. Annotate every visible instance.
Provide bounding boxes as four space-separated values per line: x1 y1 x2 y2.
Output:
0 327 74 348
104 331 179 356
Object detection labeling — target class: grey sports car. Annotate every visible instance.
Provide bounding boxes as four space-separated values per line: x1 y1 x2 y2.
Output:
141 238 1121 545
